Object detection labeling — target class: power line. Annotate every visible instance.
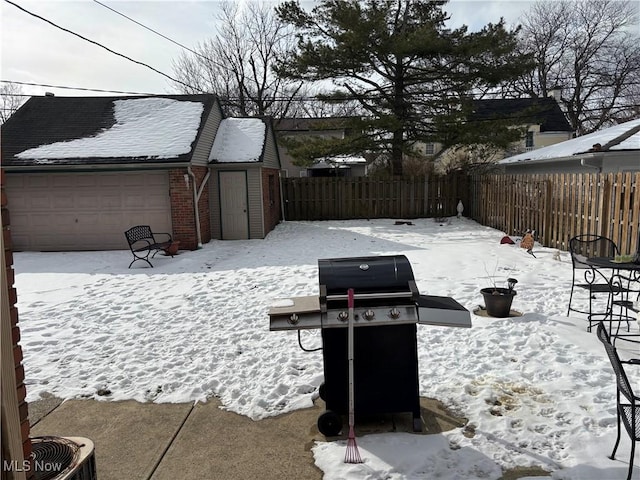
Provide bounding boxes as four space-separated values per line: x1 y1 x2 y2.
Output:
3 79 639 118
1 80 158 96
91 0 210 62
3 0 203 94
90 0 224 91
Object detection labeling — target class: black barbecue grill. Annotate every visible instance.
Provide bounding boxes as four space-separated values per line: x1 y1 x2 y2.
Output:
268 255 471 436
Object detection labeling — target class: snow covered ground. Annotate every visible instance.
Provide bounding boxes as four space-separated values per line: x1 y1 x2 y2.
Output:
13 218 640 479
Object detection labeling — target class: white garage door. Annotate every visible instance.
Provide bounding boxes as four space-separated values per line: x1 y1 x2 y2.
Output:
5 172 172 251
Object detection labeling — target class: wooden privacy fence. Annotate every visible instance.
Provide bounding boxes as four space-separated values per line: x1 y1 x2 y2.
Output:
280 172 639 255
468 172 640 255
282 176 469 221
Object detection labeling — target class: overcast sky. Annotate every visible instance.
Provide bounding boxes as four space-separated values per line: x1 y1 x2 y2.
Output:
1 0 534 99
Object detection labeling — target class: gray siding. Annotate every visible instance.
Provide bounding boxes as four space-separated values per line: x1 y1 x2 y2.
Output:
191 102 224 167
278 145 307 178
247 168 264 238
261 123 281 170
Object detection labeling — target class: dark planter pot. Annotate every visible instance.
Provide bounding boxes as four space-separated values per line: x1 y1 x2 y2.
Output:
480 287 517 318
163 241 180 256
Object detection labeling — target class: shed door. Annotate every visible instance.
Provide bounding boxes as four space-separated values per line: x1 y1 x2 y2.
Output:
4 172 171 251
219 171 249 240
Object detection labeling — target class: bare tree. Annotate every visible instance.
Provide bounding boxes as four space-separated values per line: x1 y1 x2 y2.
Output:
0 82 25 124
509 0 640 134
171 1 304 118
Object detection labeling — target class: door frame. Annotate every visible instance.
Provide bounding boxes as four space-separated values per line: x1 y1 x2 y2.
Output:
218 170 249 240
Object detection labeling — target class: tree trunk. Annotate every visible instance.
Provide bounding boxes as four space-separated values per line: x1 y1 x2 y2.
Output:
391 130 404 176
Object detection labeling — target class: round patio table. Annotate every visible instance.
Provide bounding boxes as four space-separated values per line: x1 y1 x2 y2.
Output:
586 257 640 344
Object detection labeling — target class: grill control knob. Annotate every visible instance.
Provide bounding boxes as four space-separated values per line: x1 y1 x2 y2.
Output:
337 311 349 322
363 309 375 321
288 313 299 325
388 307 401 319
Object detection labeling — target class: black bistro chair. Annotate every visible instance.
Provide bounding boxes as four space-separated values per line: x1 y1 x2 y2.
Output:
568 235 621 331
608 272 640 345
596 321 639 480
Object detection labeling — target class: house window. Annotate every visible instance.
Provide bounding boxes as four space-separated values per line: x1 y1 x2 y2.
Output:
425 143 436 155
525 132 534 149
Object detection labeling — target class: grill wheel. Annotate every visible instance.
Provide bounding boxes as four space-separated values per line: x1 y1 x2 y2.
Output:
317 410 342 436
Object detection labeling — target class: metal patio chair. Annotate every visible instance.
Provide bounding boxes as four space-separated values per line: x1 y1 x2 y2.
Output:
608 272 640 345
596 321 640 480
567 235 621 331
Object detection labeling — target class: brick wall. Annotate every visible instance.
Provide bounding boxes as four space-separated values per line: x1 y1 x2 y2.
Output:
1 168 33 478
261 168 282 236
169 167 211 250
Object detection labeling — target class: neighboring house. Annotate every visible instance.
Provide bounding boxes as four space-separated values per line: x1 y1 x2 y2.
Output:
434 97 574 172
471 97 574 153
274 117 369 177
499 118 640 174
0 94 282 251
275 100 571 177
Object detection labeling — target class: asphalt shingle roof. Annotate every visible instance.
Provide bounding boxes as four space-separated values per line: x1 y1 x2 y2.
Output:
471 97 573 133
1 94 219 167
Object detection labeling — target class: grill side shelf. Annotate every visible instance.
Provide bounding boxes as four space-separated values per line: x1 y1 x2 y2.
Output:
269 294 472 330
269 295 322 330
416 295 472 328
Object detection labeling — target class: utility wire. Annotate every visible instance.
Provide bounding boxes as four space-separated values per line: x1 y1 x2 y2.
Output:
92 1 640 101
91 0 210 62
9 1 635 107
90 0 222 90
1 79 158 96
3 79 639 120
3 0 204 93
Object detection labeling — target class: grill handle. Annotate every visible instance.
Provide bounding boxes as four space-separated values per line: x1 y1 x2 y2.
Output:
326 291 415 301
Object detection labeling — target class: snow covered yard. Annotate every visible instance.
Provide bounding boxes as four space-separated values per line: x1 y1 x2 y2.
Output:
14 218 640 479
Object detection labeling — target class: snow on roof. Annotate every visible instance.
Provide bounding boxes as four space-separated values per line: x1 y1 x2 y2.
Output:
500 118 640 164
613 131 640 150
325 155 366 164
209 118 266 163
309 161 348 169
16 98 204 161
310 155 367 169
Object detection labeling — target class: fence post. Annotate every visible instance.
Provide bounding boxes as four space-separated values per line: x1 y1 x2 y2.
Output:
543 178 553 247
599 173 612 241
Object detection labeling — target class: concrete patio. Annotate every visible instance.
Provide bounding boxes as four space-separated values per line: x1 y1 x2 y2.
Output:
29 396 474 480
29 397 476 480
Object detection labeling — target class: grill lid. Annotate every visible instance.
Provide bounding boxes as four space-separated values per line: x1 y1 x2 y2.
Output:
318 255 415 295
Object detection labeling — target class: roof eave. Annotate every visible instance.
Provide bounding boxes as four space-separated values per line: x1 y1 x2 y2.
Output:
501 152 640 173
209 160 263 167
2 161 191 172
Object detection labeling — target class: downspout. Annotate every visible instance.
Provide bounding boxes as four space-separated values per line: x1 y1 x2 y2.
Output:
580 156 603 173
188 166 211 249
279 170 286 222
